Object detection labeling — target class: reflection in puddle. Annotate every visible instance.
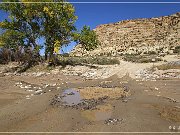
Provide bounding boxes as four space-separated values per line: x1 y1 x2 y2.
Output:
60 89 113 121
81 104 112 121
61 89 82 106
81 110 112 121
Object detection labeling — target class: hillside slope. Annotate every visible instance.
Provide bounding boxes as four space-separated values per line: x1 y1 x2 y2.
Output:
71 12 180 56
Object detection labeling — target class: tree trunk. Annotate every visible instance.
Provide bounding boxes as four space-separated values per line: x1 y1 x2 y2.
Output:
45 47 48 61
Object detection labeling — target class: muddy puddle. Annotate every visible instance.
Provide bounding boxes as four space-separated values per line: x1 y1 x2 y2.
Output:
156 105 180 122
61 89 82 106
51 87 129 109
81 104 113 121
51 87 129 121
61 89 113 121
52 88 117 121
81 110 112 121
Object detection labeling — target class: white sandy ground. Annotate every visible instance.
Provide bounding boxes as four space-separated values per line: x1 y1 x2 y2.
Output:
0 55 180 133
61 55 180 80
1 55 179 80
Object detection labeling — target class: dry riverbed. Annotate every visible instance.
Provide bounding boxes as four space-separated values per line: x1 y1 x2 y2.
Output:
0 59 180 134
0 73 180 134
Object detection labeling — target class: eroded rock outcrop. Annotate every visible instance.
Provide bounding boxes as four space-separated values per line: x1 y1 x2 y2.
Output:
71 12 180 56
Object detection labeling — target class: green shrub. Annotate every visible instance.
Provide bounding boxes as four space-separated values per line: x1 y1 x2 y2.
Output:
155 61 180 70
148 51 157 55
92 57 120 65
57 56 120 66
123 54 140 62
173 46 180 54
60 53 69 57
139 58 151 63
123 54 162 63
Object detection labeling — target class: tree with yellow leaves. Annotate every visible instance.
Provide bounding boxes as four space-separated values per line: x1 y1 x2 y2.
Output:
0 0 77 65
42 0 77 63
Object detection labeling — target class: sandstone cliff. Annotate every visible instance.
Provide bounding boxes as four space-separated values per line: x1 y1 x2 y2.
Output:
71 12 180 56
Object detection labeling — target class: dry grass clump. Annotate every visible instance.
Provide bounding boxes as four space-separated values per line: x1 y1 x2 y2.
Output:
173 46 180 54
154 61 180 70
123 54 162 63
81 104 112 121
58 56 120 66
159 106 180 122
78 87 129 100
156 64 180 70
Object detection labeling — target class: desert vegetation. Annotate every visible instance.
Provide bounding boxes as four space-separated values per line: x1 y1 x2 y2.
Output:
0 2 179 132
0 0 100 70
123 54 162 63
155 61 180 70
173 46 180 54
58 56 120 67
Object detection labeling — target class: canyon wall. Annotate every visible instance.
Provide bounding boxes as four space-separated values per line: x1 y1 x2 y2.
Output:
71 12 180 56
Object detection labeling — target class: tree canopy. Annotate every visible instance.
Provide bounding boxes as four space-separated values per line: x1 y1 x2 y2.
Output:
74 25 99 51
0 0 99 65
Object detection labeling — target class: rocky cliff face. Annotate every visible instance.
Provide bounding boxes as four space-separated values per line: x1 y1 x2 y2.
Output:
71 12 180 56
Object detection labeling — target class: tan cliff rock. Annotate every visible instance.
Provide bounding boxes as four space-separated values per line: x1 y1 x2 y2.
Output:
71 12 180 56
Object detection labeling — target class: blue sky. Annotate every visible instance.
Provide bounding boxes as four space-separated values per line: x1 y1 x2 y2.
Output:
0 0 180 54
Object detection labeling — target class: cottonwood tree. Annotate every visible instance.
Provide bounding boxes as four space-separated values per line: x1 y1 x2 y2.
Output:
0 0 98 66
73 25 99 55
0 0 43 64
42 1 77 63
0 30 25 63
0 0 77 65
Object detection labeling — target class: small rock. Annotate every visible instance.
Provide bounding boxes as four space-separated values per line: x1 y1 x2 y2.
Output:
0 73 5 77
104 118 123 125
67 92 75 95
122 99 128 103
26 89 33 92
24 86 31 89
52 83 56 86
